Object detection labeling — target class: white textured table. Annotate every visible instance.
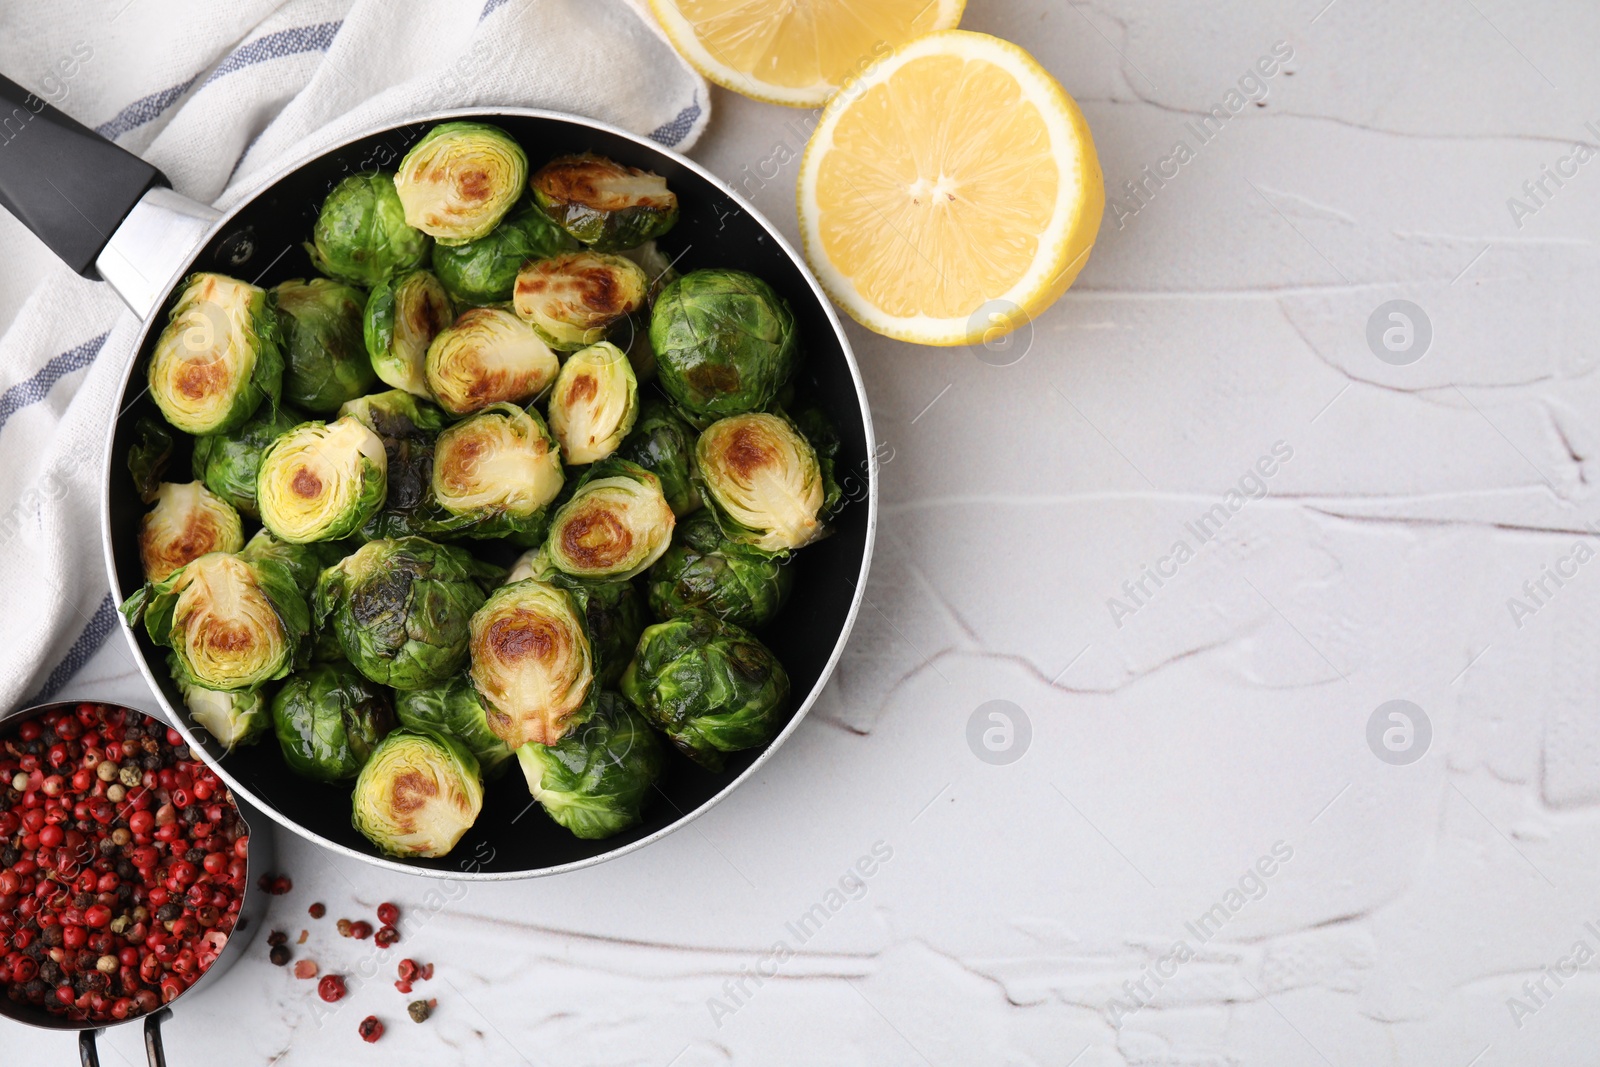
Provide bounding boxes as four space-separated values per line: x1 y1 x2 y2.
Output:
18 0 1600 1063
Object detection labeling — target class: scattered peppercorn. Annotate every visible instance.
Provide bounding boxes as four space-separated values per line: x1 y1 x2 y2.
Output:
336 918 352 938
349 920 372 940
308 902 326 919
376 902 399 926
268 945 291 967
297 930 308 945
317 974 346 1003
267 930 287 947
293 959 318 980
358 1015 384 1043
407 999 432 1023
374 925 399 948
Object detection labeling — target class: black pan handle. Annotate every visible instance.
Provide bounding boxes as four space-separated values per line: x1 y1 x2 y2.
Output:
0 74 166 277
143 1008 170 1067
78 1028 101 1067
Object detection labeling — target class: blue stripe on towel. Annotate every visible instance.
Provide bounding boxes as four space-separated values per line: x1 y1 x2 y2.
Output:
27 593 119 704
648 94 701 147
0 332 108 434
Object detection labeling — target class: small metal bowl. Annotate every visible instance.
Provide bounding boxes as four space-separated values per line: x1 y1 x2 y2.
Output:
0 700 273 1067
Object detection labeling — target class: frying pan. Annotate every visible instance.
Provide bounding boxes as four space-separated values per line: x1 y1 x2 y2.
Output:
0 700 274 1067
0 75 877 878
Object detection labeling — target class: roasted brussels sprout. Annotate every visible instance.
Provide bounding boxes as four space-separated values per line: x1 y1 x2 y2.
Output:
468 579 593 747
650 270 798 421
647 509 792 629
620 611 790 771
190 403 305 518
124 552 310 692
363 269 454 398
430 402 563 541
238 528 343 594
307 172 429 288
425 307 559 417
138 482 245 583
257 416 388 543
273 278 375 413
530 154 679 251
695 413 825 553
787 399 844 517
546 341 638 464
170 654 270 752
128 417 175 504
504 547 644 688
148 273 284 435
545 458 675 580
314 537 495 690
431 205 577 305
394 676 516 781
517 691 663 839
351 730 483 857
394 122 527 244
339 389 447 535
271 661 393 782
616 396 700 517
511 252 648 352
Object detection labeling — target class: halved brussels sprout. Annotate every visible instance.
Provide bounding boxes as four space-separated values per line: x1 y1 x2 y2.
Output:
138 482 245 583
395 122 527 245
190 403 305 518
650 270 798 421
617 396 701 517
544 458 675 580
340 389 447 535
695 413 824 554
430 402 563 541
503 547 644 688
619 240 679 307
238 528 344 594
530 154 679 251
394 676 516 781
647 510 792 629
128 417 175 505
314 537 495 690
468 579 593 747
273 278 375 413
170 653 270 752
124 552 309 692
148 273 284 435
257 416 388 543
425 307 559 417
620 611 790 771
363 270 453 398
307 172 429 288
431 205 577 305
517 691 663 839
547 341 638 464
511 252 648 352
352 730 483 858
271 661 393 782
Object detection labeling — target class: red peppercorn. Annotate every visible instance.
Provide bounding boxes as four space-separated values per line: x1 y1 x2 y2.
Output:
318 975 346 1002
376 902 399 926
349 921 372 940
308 902 326 919
358 1016 384 1043
374 926 399 948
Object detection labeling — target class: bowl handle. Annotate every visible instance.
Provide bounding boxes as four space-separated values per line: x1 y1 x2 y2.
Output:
77 1028 102 1067
143 1008 171 1067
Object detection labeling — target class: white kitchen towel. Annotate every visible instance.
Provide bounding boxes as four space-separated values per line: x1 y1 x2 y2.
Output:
0 0 709 709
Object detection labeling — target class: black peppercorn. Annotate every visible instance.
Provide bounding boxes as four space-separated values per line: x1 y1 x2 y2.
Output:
268 944 291 967
156 903 182 922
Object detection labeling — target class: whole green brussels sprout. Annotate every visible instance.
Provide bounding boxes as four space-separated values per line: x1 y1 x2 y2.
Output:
272 278 376 413
620 611 790 771
544 458 675 580
468 579 593 748
516 691 663 839
272 661 393 781
339 389 448 538
505 547 645 688
695 412 825 554
307 173 429 287
646 510 792 629
238 528 345 594
429 402 564 543
314 537 496 690
616 396 701 517
257 416 388 543
148 273 284 435
351 730 483 858
395 122 527 245
363 270 454 399
137 482 244 583
123 551 310 692
394 675 516 781
649 270 798 422
512 251 648 352
169 653 271 752
191 403 306 518
431 205 577 305
530 154 679 251
425 308 559 417
546 341 638 464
